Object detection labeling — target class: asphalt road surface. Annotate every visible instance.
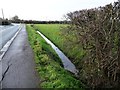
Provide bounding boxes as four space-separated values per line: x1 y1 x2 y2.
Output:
1 25 40 88
0 24 20 50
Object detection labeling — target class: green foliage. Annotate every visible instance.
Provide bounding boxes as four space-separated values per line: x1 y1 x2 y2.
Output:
26 25 84 89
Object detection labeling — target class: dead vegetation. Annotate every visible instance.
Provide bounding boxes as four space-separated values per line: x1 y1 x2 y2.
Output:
64 1 120 88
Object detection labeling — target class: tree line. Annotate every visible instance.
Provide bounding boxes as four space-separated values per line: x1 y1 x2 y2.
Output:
0 15 69 25
10 19 69 24
10 15 69 24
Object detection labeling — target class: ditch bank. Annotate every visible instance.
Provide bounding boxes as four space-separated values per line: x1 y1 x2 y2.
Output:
37 30 79 76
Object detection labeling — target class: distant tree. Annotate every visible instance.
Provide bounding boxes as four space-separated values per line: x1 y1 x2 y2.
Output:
12 15 19 21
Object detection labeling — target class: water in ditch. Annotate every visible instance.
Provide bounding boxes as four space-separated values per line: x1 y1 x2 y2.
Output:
37 31 79 76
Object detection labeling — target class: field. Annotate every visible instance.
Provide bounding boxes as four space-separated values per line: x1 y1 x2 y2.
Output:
26 24 84 88
34 24 85 67
35 24 65 49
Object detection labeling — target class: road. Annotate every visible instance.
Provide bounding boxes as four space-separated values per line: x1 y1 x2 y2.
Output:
1 25 40 88
0 24 20 50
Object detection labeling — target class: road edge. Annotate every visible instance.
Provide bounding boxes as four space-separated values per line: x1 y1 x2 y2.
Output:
0 24 23 61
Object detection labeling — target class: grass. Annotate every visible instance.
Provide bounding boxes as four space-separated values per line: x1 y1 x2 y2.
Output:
35 24 65 49
34 24 85 66
26 24 84 88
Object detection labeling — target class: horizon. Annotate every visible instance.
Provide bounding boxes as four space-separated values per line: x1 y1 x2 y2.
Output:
0 0 118 21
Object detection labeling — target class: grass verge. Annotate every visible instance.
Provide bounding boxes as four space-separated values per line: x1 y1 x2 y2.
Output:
26 24 84 88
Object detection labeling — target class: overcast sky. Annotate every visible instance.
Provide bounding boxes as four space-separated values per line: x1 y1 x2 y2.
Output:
0 0 118 21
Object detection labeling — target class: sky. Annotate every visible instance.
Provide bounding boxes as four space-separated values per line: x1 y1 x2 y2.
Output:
0 0 118 21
